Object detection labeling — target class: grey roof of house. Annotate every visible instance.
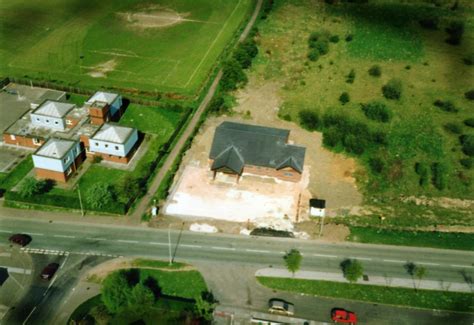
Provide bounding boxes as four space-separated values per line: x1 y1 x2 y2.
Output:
34 138 76 159
86 91 119 105
91 123 134 144
211 146 245 174
32 100 75 118
209 121 306 174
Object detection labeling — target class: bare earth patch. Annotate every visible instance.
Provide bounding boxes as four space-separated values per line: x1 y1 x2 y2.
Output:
87 59 117 78
117 5 190 30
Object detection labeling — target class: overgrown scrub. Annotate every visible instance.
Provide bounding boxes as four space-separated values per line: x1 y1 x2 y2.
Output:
368 65 381 77
307 30 332 61
339 92 350 105
433 99 459 113
415 162 430 187
443 122 462 134
361 101 392 123
464 118 474 127
431 162 447 190
445 20 464 45
465 90 474 100
382 79 402 100
298 110 320 131
460 134 474 156
346 69 356 84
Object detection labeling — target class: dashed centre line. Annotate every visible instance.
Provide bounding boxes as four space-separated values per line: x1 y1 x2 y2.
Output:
349 256 372 261
246 249 271 254
383 259 404 263
211 246 235 251
148 242 168 246
180 244 202 249
313 254 338 258
418 262 440 266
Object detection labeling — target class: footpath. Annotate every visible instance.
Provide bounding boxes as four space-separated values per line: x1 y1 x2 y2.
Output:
256 268 474 293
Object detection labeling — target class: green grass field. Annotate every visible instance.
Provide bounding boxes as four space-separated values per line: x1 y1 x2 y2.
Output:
0 0 253 96
252 0 474 219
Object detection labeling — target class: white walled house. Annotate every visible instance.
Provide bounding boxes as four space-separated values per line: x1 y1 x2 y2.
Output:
87 123 138 163
30 100 75 131
32 138 84 183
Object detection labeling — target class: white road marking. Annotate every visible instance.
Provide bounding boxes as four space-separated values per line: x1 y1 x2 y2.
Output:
349 256 372 261
383 259 405 263
23 306 37 325
313 254 338 258
211 246 235 251
0 230 12 233
245 249 271 254
181 244 202 248
450 264 474 269
117 240 138 244
53 235 75 239
148 242 167 246
418 262 440 266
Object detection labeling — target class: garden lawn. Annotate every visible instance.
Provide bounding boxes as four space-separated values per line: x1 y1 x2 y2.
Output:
257 277 474 313
0 0 254 95
0 157 33 191
347 226 474 251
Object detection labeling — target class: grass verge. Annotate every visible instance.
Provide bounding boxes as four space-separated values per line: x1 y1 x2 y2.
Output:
257 277 474 313
131 259 187 270
347 226 474 251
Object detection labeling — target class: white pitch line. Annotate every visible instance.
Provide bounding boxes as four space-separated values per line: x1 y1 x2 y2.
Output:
181 244 202 248
246 249 271 254
148 242 168 246
53 234 75 238
383 259 405 263
418 262 440 266
116 240 138 244
313 254 338 258
211 246 235 251
349 256 372 261
451 264 474 269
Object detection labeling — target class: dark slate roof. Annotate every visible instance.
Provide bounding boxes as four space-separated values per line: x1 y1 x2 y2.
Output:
209 121 306 174
310 199 326 209
211 146 244 174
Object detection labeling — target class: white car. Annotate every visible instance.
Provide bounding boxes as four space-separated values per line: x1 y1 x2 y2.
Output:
268 298 295 316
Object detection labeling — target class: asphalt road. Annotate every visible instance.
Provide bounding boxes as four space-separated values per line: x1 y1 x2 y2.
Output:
0 216 472 285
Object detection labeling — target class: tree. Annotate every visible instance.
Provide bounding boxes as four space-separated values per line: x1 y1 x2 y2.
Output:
118 175 143 198
298 110 320 130
86 183 114 209
339 92 350 105
221 58 248 91
415 266 427 290
128 283 155 316
382 79 402 100
340 259 363 283
18 177 46 197
101 270 132 313
368 65 381 77
404 262 427 291
361 101 392 122
194 292 218 321
284 249 302 276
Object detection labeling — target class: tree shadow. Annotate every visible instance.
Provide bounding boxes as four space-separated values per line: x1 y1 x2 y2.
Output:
124 269 140 287
143 276 162 299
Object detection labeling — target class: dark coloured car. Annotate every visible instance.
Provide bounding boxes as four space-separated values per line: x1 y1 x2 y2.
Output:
40 263 60 280
8 234 32 247
331 308 357 324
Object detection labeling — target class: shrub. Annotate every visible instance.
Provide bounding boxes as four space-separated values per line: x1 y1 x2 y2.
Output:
415 162 430 187
339 92 350 105
464 118 474 127
261 0 274 19
346 69 356 84
313 40 329 55
340 259 363 283
461 134 474 156
443 122 462 134
298 110 320 130
368 65 381 77
371 130 388 145
361 101 392 123
282 114 292 121
343 134 365 155
92 155 103 164
419 16 439 30
433 99 458 113
329 35 340 43
307 49 320 62
382 79 402 100
221 58 248 91
431 162 447 190
86 183 114 209
345 34 353 42
369 157 385 174
323 127 343 147
465 90 474 100
445 20 464 45
18 177 45 198
460 158 473 169
464 53 474 65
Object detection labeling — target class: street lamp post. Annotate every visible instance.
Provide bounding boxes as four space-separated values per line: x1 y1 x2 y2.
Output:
76 184 84 217
168 225 172 266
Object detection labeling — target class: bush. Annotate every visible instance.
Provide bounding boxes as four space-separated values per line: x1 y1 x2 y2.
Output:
92 155 103 164
465 90 474 100
343 134 365 155
464 118 474 127
307 49 320 62
323 127 343 147
86 183 114 209
260 0 274 19
368 65 381 77
221 58 248 91
339 92 350 105
464 53 474 65
18 177 46 198
346 69 356 84
313 40 329 55
298 110 320 130
419 16 439 30
460 158 473 169
433 99 458 113
461 134 474 156
369 157 385 174
361 101 392 123
345 34 353 42
371 130 388 145
445 20 464 45
329 35 340 43
443 122 462 134
208 93 231 115
234 38 259 69
415 162 430 187
431 162 447 190
382 79 402 100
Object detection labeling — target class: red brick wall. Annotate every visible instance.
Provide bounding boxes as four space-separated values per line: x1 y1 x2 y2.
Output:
35 168 68 183
3 133 45 149
65 116 80 129
209 160 302 182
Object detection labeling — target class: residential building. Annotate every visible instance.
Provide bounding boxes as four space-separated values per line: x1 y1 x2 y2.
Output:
86 123 138 163
30 100 76 131
85 91 122 125
209 121 306 182
32 138 84 182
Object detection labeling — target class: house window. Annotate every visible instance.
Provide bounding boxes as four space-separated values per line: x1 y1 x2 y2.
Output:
36 118 40 121
95 142 99 146
10 134 16 140
54 121 59 125
284 172 293 176
105 144 109 148
32 138 41 145
66 120 72 125
46 119 50 123
115 146 119 150
64 156 70 163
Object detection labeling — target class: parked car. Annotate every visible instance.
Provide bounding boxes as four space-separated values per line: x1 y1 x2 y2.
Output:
331 308 357 324
40 263 60 280
268 298 295 316
9 234 32 247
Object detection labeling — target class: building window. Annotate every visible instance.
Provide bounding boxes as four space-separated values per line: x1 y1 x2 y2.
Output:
284 172 293 176
115 146 119 150
66 120 72 125
36 118 40 121
46 119 50 123
95 142 99 146
32 138 41 145
105 144 109 148
10 134 16 140
55 121 59 125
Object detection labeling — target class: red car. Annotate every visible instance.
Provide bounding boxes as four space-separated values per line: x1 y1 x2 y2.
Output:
40 263 60 280
9 234 32 247
331 308 357 324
